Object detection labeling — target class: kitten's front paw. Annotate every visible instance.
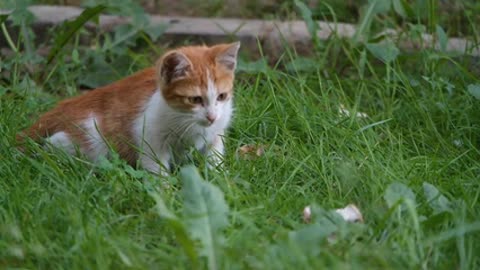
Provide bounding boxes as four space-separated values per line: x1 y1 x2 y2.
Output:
142 158 170 177
208 154 222 168
208 156 230 174
157 169 170 178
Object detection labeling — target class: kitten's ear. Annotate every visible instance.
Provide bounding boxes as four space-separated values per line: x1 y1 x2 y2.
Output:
157 51 192 85
214 42 240 71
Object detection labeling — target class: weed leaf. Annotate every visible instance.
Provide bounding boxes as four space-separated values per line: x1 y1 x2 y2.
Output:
237 58 268 74
143 23 167 41
150 191 198 265
0 14 9 25
294 0 319 47
399 0 415 17
467 84 480 100
78 54 118 88
289 205 340 256
46 5 106 65
285 57 318 72
359 49 367 78
392 0 406 17
180 166 229 270
288 223 334 256
384 182 416 211
2 1 35 26
370 0 392 14
112 24 139 48
423 182 452 214
436 25 448 52
366 42 399 64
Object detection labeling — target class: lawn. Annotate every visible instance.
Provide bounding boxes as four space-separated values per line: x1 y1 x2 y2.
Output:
1 1 480 269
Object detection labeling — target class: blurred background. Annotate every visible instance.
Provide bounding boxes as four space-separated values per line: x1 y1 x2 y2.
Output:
1 0 479 90
33 0 480 37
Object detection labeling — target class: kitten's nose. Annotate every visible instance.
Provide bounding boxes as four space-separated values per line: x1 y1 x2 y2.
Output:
206 113 217 124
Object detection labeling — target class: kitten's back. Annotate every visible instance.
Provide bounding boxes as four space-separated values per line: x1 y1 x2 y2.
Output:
17 67 157 156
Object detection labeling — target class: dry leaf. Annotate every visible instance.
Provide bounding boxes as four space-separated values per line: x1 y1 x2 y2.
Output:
237 144 266 159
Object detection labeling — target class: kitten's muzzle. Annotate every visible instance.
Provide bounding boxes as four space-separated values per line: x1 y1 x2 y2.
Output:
206 113 217 124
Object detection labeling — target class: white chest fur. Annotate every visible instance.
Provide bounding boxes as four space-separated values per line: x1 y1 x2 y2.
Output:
133 91 232 174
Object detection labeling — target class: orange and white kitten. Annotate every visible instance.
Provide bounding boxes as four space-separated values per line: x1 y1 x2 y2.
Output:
18 42 241 174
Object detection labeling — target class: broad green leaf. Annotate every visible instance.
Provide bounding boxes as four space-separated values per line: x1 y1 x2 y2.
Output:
398 0 415 18
71 49 80 64
2 0 35 26
413 0 428 19
369 0 392 14
0 14 9 25
78 55 118 88
384 182 416 211
83 0 148 26
112 24 139 48
143 23 167 41
288 223 335 256
366 42 399 64
181 166 229 270
289 205 338 256
95 155 114 171
46 5 106 65
150 191 198 265
423 182 452 214
467 84 480 100
392 0 406 17
436 25 448 52
124 165 147 179
237 58 268 74
421 211 451 227
408 23 427 40
285 57 318 72
289 205 363 256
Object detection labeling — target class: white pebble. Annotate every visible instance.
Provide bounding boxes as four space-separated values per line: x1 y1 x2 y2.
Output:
303 205 311 223
335 204 363 223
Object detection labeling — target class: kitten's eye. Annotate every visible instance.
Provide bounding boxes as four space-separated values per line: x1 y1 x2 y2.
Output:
188 96 203 105
217 93 227 101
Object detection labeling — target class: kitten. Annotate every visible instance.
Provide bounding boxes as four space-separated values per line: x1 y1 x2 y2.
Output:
17 42 241 174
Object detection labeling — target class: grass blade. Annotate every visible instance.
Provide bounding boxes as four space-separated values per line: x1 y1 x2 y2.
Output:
357 118 393 133
1 13 17 53
46 5 106 65
353 0 378 43
294 0 319 48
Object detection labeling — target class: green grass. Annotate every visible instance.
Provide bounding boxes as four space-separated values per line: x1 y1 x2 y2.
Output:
2 55 480 269
1 1 480 269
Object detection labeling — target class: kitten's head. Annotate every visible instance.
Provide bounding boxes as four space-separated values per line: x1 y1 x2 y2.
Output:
156 42 240 127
